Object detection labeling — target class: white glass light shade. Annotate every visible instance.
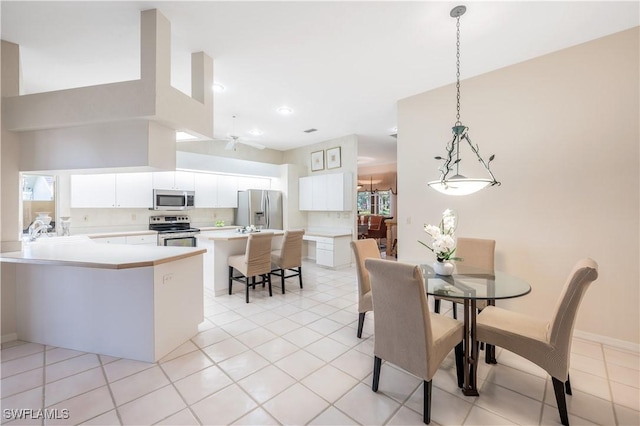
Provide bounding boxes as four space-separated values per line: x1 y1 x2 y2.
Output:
427 175 493 196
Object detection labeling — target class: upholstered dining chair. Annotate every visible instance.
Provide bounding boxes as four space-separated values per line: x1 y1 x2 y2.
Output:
365 258 464 424
434 237 496 320
270 229 305 294
228 232 274 303
366 215 387 248
476 258 599 426
350 238 380 338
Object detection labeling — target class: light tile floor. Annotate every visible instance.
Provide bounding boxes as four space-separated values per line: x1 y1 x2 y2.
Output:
1 260 639 425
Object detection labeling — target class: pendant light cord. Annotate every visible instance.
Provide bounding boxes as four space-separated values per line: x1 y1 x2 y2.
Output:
455 15 461 125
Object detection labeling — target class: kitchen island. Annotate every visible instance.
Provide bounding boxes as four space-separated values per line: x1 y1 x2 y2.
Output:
0 239 206 362
197 229 284 296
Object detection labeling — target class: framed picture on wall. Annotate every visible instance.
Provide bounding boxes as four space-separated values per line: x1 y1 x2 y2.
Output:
311 150 324 171
326 146 341 169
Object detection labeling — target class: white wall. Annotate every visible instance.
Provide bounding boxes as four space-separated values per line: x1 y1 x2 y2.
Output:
397 28 639 346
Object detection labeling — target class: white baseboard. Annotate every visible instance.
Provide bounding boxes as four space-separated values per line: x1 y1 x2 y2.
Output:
1 333 18 344
574 330 639 353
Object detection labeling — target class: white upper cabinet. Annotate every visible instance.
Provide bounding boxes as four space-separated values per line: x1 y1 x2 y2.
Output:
311 174 329 210
217 175 239 208
299 176 313 211
115 173 153 208
71 173 153 208
194 173 218 208
193 173 238 208
326 173 352 211
299 172 352 211
71 174 116 208
153 171 195 191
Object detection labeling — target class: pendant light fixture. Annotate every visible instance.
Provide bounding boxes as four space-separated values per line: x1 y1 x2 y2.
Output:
428 5 500 196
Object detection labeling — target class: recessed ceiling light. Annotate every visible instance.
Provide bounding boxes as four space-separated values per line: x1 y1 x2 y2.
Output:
212 83 225 93
248 129 264 136
176 131 198 141
277 106 293 115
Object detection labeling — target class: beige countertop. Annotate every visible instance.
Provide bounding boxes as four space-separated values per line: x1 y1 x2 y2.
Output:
304 231 353 238
197 226 238 232
87 230 157 239
0 240 206 270
197 229 285 241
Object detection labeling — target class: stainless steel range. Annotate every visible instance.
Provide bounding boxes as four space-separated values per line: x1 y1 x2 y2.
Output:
149 215 200 247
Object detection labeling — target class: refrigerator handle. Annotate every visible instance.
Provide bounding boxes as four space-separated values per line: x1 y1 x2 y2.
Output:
265 193 270 229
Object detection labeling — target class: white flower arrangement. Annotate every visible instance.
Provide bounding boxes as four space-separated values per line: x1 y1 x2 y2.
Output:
419 209 462 262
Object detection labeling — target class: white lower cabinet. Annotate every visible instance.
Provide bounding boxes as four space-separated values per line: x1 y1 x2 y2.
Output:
125 234 157 245
92 236 127 244
304 235 352 268
91 234 157 245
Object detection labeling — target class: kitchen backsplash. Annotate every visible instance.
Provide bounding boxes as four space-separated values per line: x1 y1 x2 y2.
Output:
307 210 354 233
68 208 235 235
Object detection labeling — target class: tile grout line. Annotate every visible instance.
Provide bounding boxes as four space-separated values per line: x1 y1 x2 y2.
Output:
97 354 123 426
601 341 620 425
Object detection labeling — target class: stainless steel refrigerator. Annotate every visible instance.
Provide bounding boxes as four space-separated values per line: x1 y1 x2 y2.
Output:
235 189 283 230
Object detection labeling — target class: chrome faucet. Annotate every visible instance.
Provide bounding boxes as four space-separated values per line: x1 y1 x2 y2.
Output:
28 219 51 241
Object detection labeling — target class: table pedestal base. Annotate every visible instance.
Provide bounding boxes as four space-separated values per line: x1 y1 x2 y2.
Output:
461 299 480 396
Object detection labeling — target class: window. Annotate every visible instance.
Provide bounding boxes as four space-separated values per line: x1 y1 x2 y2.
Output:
22 174 56 234
357 190 391 216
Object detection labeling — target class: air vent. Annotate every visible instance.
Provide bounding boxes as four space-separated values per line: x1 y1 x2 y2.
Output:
303 128 318 133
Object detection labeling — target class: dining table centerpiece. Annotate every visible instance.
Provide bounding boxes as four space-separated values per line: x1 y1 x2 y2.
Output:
419 209 461 276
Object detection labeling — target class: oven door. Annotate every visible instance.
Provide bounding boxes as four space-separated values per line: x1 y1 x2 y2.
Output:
160 235 197 247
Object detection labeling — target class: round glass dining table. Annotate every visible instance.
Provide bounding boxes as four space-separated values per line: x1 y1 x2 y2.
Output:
419 263 531 396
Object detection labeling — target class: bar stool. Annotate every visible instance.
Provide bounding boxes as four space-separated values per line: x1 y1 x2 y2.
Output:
228 232 274 303
270 229 305 294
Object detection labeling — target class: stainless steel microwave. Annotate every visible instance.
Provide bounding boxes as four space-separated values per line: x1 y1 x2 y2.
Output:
153 189 195 211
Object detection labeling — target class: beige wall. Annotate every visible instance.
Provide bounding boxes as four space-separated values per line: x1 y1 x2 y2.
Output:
283 134 359 237
1 41 21 340
398 28 639 346
178 141 284 165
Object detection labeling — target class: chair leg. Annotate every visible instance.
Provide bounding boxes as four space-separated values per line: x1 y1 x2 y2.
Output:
298 266 303 288
280 268 285 294
372 356 381 392
267 274 273 297
454 342 464 388
565 374 572 395
434 299 441 313
245 276 250 303
452 302 457 320
552 377 570 426
423 380 432 424
357 312 366 338
228 266 233 295
485 343 497 364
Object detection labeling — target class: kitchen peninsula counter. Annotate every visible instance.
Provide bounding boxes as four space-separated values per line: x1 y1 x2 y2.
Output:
197 230 284 296
1 240 205 269
1 240 205 362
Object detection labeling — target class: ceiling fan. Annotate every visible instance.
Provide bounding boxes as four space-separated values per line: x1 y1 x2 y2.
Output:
213 115 266 151
220 135 266 151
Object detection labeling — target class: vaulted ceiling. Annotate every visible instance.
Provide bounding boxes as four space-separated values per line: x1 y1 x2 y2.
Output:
2 1 638 166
